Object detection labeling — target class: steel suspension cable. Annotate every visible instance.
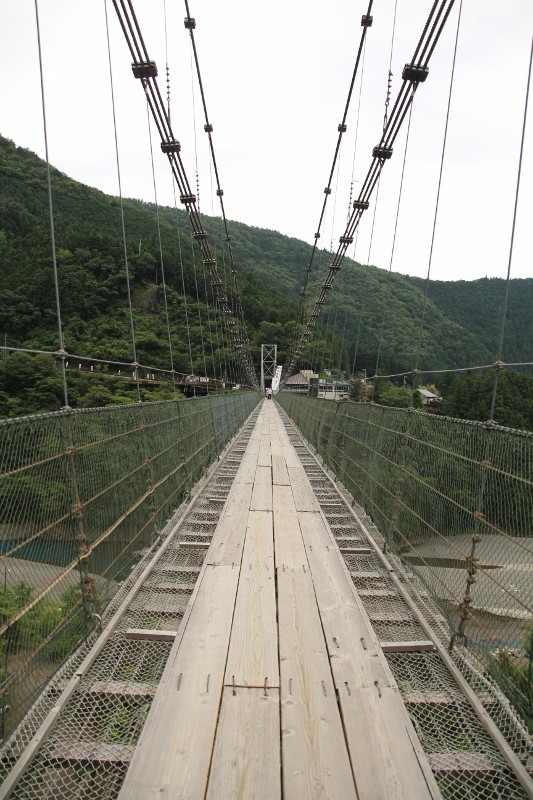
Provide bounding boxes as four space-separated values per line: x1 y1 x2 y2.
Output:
489 35 532 421
182 0 254 369
34 0 69 410
111 0 258 388
146 104 177 395
371 99 415 398
283 0 456 384
172 195 194 384
294 1 374 334
104 0 141 403
351 174 382 375
188 232 209 379
411 0 463 403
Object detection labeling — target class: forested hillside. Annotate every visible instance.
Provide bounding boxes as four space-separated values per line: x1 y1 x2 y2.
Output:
1 134 531 418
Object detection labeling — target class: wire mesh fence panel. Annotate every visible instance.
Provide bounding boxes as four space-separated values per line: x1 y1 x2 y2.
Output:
0 393 260 739
276 393 533 736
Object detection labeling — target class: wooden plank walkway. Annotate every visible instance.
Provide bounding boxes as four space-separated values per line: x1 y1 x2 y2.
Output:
119 401 440 800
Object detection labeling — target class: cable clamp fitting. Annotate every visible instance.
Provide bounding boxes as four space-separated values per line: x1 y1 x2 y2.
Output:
132 61 158 80
402 63 429 83
361 14 373 27
204 123 213 133
353 200 369 210
184 17 196 29
338 123 347 133
161 140 181 154
372 145 393 160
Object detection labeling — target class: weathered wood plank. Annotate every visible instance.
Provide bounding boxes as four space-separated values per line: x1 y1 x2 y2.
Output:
280 445 302 470
49 742 134 765
337 686 436 799
296 511 440 798
287 465 321 512
225 511 279 687
297 511 389 689
272 484 308 567
160 565 200 576
207 482 252 566
90 680 156 699
278 567 357 799
250 465 272 511
234 449 259 482
428 752 495 776
381 641 436 653
257 441 272 467
206 688 280 800
272 453 290 486
118 564 240 800
125 629 176 642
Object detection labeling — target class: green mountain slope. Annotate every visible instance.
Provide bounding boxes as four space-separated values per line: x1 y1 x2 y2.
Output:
0 135 298 373
148 202 532 373
1 133 531 416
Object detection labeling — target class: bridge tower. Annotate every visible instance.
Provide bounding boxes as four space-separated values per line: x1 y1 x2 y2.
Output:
260 343 277 392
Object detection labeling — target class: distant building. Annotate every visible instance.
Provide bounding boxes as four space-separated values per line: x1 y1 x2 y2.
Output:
284 371 311 394
318 379 351 401
417 388 442 406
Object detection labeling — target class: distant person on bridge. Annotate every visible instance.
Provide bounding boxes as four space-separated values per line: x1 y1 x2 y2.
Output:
266 387 272 400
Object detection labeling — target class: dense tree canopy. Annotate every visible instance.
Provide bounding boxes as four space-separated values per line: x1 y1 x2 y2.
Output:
1 134 531 428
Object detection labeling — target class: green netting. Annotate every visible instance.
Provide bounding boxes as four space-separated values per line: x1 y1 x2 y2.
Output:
0 392 259 738
277 393 533 732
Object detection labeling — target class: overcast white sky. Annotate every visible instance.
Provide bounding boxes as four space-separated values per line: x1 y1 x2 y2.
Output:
1 1 532 284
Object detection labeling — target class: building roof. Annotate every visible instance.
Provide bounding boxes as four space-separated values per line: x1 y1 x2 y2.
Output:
285 372 310 385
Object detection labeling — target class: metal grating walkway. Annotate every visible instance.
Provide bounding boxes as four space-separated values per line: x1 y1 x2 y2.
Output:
1 401 531 799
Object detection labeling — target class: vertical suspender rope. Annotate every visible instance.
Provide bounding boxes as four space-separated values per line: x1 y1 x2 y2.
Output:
489 35 532 421
104 0 141 403
339 37 368 373
146 105 177 396
34 0 69 410
411 0 463 404
351 174 382 376
189 233 209 380
172 186 195 382
371 97 415 397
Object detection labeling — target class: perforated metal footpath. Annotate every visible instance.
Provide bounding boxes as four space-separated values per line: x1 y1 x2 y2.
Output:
1 402 532 799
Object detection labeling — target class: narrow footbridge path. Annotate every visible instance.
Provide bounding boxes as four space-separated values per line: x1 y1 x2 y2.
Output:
119 400 438 799
2 400 530 799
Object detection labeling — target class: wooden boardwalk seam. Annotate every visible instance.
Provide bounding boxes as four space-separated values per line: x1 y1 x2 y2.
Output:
118 402 440 800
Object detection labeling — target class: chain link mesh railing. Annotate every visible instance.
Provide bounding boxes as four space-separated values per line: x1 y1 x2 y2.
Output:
276 393 533 739
0 392 259 741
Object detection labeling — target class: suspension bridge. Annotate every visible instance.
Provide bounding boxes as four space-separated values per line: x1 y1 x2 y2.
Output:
1 1 533 798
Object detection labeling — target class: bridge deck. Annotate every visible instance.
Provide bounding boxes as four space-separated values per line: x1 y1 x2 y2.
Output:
118 401 439 799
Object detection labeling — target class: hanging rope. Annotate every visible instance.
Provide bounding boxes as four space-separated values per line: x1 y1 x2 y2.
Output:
182 0 255 377
111 0 258 388
172 184 195 380
489 35 532 421
283 0 457 384
104 0 141 402
294 1 374 331
411 0 463 403
146 104 177 395
371 98 415 399
34 0 69 410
